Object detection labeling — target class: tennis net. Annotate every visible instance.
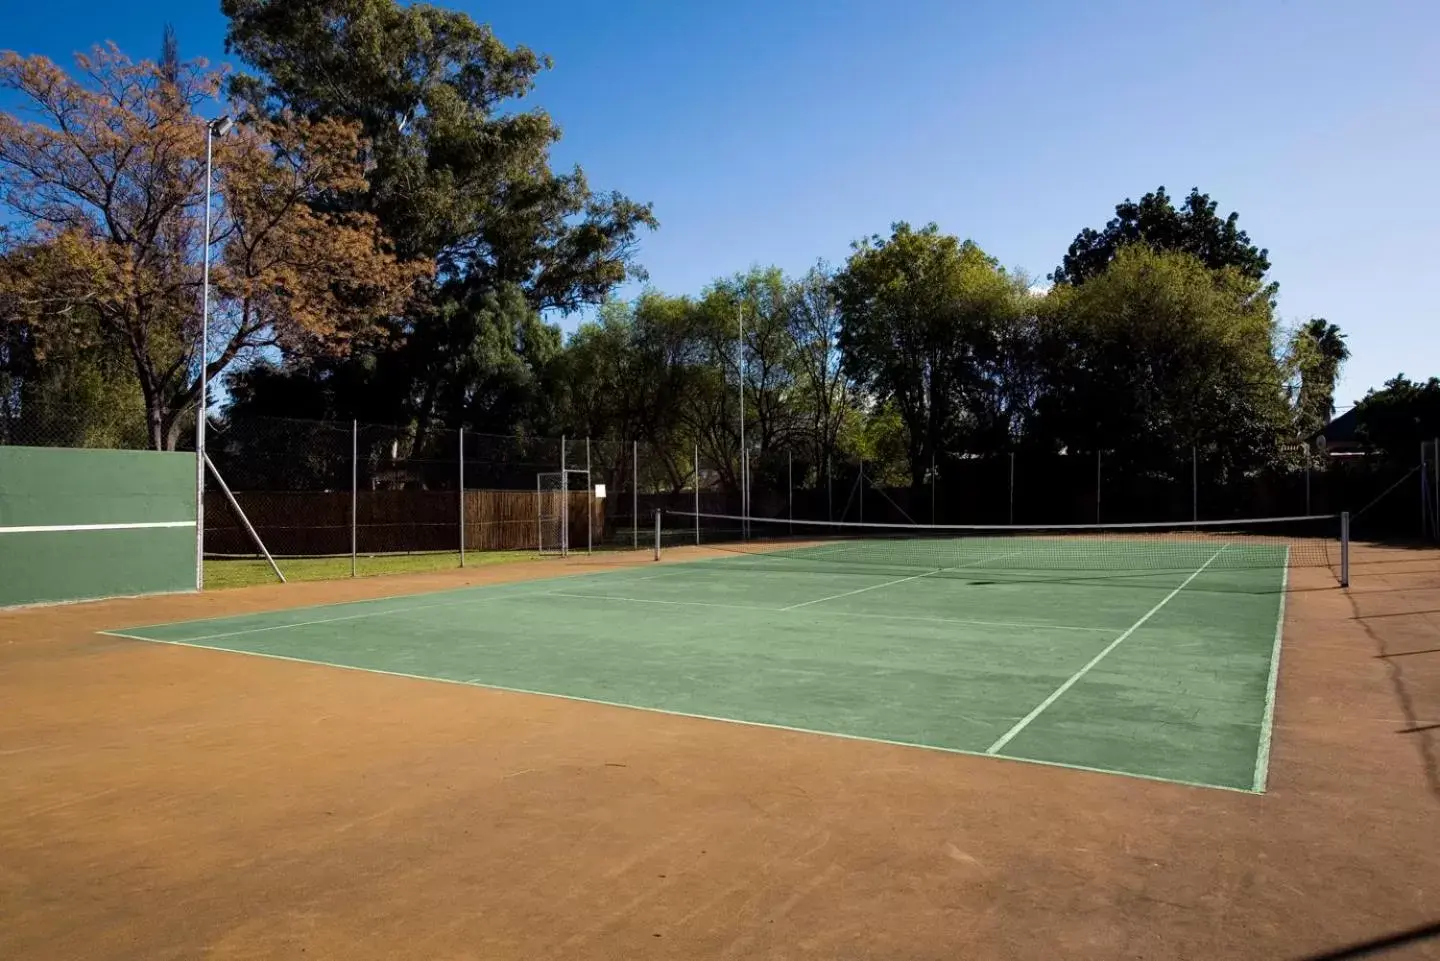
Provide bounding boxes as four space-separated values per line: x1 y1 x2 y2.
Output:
659 510 1349 588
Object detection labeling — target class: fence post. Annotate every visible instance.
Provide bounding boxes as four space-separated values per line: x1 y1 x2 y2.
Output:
788 450 793 534
1009 452 1015 525
1192 445 1198 522
1433 438 1439 540
1096 450 1102 524
654 508 662 561
827 454 833 521
859 459 864 523
1306 454 1312 516
458 427 466 568
931 453 936 524
351 419 358 578
633 440 638 550
560 435 567 557
694 444 700 546
586 437 592 556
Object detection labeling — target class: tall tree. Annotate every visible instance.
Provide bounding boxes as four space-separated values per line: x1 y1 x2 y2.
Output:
786 263 857 491
1038 245 1289 472
1052 187 1272 293
221 0 657 431
1353 374 1440 459
834 223 1024 487
1287 318 1350 436
0 46 423 448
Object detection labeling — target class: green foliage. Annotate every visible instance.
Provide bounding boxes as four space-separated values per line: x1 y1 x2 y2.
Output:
1039 245 1289 473
1353 375 1440 458
1286 318 1351 437
1053 187 1272 293
834 222 1031 485
222 0 656 310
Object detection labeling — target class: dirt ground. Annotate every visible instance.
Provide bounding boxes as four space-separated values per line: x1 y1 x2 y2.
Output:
1 544 1437 960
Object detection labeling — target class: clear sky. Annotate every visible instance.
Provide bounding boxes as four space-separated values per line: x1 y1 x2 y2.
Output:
4 0 1436 407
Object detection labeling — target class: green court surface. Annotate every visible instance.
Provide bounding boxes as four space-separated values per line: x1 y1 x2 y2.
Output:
104 538 1290 792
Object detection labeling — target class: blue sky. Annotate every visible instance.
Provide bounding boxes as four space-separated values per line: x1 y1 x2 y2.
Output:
4 0 1436 406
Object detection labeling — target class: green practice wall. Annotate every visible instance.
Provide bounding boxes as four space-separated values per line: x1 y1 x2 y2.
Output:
0 446 196 608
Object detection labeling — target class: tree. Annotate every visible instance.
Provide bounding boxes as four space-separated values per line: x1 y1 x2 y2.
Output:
1353 375 1440 459
0 46 423 449
222 0 656 306
1052 187 1272 292
786 263 857 492
834 223 1027 488
220 0 657 431
1287 318 1350 436
1037 245 1290 473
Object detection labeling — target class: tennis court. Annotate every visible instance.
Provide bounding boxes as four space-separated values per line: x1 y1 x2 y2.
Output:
101 511 1345 792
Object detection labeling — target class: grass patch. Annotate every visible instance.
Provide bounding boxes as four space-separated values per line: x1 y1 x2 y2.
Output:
204 551 535 589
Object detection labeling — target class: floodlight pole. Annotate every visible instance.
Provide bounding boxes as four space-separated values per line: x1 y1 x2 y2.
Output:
195 115 232 591
738 303 747 538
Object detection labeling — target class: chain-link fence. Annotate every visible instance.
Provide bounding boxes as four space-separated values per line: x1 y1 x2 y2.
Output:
3 399 1432 585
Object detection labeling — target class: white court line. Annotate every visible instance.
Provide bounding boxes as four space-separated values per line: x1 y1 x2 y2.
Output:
1252 548 1290 793
985 544 1230 755
103 584 561 643
780 551 1026 611
0 520 194 534
88 630 1258 793
541 590 1112 633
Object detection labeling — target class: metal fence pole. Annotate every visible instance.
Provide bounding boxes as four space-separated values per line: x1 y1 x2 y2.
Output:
633 440 638 550
930 453 936 524
1433 438 1439 539
560 435 567 557
586 437 592 555
1009 452 1015 525
694 444 700 546
1096 450 1102 524
826 454 833 521
788 450 793 534
858 459 864 523
351 419 358 578
653 508 661 562
1306 454 1312 516
1192 445 1198 522
458 427 466 568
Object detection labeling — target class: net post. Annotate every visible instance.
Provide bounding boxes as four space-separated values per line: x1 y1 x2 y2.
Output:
694 444 700 546
206 453 285 583
351 419 358 578
633 440 639 550
653 508 661 561
458 427 466 569
586 437 593 556
1340 511 1350 588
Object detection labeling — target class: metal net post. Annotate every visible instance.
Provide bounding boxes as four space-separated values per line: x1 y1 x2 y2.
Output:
1340 511 1350 587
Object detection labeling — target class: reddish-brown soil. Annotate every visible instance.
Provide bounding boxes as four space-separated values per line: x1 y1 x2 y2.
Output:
2 544 1437 960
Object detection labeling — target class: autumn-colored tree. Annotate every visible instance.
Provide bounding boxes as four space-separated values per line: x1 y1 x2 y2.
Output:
0 45 427 449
